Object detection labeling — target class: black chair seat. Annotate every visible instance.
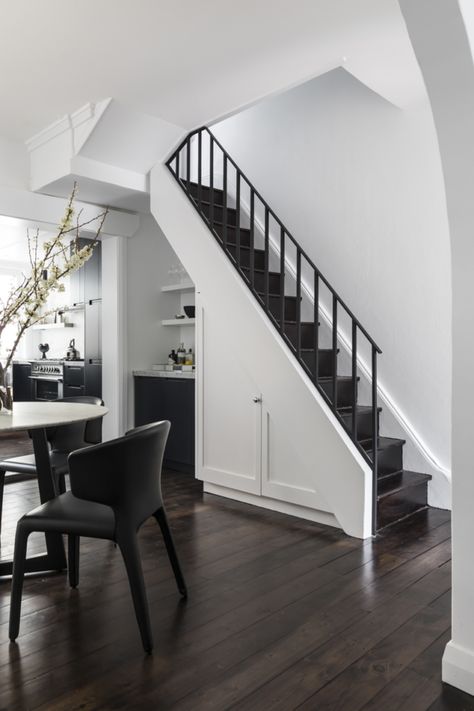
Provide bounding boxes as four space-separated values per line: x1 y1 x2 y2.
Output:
0 452 69 477
20 491 115 539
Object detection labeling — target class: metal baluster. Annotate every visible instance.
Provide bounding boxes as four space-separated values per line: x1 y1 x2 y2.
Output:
352 321 357 439
332 294 338 411
197 131 202 210
186 137 190 194
313 272 319 383
236 171 241 269
372 347 378 534
250 191 255 289
264 206 269 310
209 138 214 231
296 249 301 359
280 227 285 333
223 156 228 248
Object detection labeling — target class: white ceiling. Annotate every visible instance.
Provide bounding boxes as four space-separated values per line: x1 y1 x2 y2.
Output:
0 0 425 142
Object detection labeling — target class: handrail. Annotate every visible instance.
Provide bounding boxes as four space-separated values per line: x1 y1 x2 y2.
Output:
168 127 381 353
166 126 382 533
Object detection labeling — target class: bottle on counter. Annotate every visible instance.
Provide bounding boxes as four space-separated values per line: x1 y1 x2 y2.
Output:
168 349 177 365
177 343 186 365
185 348 194 366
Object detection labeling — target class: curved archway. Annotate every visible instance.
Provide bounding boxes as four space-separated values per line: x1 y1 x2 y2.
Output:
400 0 474 695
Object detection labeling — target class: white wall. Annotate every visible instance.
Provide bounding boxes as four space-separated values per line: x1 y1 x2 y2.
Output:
0 136 28 189
126 213 185 428
212 68 452 506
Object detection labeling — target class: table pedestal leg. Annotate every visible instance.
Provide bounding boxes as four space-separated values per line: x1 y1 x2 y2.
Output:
0 427 66 578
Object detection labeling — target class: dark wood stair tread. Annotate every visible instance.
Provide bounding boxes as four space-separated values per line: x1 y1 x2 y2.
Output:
360 436 406 453
377 470 432 499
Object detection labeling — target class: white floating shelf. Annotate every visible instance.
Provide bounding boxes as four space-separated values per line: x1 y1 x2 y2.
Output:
161 282 195 293
31 322 74 330
161 319 195 327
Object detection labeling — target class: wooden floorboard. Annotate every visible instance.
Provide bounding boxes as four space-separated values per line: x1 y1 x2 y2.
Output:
0 433 469 710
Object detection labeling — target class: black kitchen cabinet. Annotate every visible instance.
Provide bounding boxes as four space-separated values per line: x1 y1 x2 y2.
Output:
70 238 102 398
12 363 32 401
134 376 195 473
63 362 85 398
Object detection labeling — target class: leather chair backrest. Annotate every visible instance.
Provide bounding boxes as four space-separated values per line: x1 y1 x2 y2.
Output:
68 421 170 531
47 396 104 452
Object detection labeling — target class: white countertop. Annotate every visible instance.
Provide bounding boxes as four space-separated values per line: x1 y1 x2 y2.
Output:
0 401 108 432
133 370 195 379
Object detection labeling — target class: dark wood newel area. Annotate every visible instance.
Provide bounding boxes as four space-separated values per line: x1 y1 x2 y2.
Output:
0 434 467 710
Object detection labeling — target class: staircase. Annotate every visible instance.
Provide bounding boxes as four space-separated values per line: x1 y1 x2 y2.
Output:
166 127 431 534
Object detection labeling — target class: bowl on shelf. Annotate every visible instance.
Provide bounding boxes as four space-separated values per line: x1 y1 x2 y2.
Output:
183 305 195 319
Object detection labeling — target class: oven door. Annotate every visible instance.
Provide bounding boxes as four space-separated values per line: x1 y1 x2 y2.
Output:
29 376 64 401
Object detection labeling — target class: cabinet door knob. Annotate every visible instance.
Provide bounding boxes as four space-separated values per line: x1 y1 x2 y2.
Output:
252 396 262 404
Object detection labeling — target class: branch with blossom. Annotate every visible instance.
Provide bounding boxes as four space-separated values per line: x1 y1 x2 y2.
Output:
0 185 108 409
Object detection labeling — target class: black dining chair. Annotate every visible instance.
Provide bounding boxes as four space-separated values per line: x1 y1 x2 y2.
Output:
0 396 104 542
9 420 187 654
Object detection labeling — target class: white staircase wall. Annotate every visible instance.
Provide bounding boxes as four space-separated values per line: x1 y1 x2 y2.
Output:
151 162 372 539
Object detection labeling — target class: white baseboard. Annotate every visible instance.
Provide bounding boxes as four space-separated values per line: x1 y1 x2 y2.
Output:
203 482 340 530
443 640 474 696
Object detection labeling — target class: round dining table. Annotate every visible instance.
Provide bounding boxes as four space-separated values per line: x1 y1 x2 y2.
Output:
0 400 108 578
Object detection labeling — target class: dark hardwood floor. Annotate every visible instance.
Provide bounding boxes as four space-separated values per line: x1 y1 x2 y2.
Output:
0 434 469 710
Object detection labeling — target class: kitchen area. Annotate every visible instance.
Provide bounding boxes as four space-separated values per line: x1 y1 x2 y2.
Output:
132 260 196 474
11 236 102 404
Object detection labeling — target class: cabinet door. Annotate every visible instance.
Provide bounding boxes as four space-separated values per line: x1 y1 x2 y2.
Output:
197 302 262 495
161 379 195 469
12 364 33 401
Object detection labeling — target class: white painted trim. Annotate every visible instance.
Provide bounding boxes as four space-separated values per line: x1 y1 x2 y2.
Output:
25 115 72 152
443 640 474 696
204 482 340 529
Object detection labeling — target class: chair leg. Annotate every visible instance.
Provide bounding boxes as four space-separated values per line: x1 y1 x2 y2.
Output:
9 523 30 641
117 533 153 654
68 535 80 588
154 507 187 598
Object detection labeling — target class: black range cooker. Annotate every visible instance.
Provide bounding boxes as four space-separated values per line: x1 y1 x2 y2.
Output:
29 359 85 401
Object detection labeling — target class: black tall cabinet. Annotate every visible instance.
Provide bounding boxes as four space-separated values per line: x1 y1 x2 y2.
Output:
71 238 102 399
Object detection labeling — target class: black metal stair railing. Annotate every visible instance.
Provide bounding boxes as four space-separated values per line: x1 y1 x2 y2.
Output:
166 127 383 533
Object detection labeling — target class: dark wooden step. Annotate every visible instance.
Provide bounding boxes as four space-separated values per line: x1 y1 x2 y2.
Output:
227 245 266 270
257 295 299 322
215 223 251 246
242 268 282 295
301 348 338 378
338 405 382 441
319 376 359 408
202 202 239 226
182 180 226 205
377 470 431 530
361 436 405 476
284 321 317 348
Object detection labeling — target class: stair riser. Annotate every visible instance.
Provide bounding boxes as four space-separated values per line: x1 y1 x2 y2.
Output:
302 350 334 378
320 379 358 408
340 410 380 441
285 323 316 349
243 269 282 294
215 224 251 246
377 483 428 530
186 182 225 205
202 203 238 226
373 443 404 476
227 246 266 270
265 296 296 322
